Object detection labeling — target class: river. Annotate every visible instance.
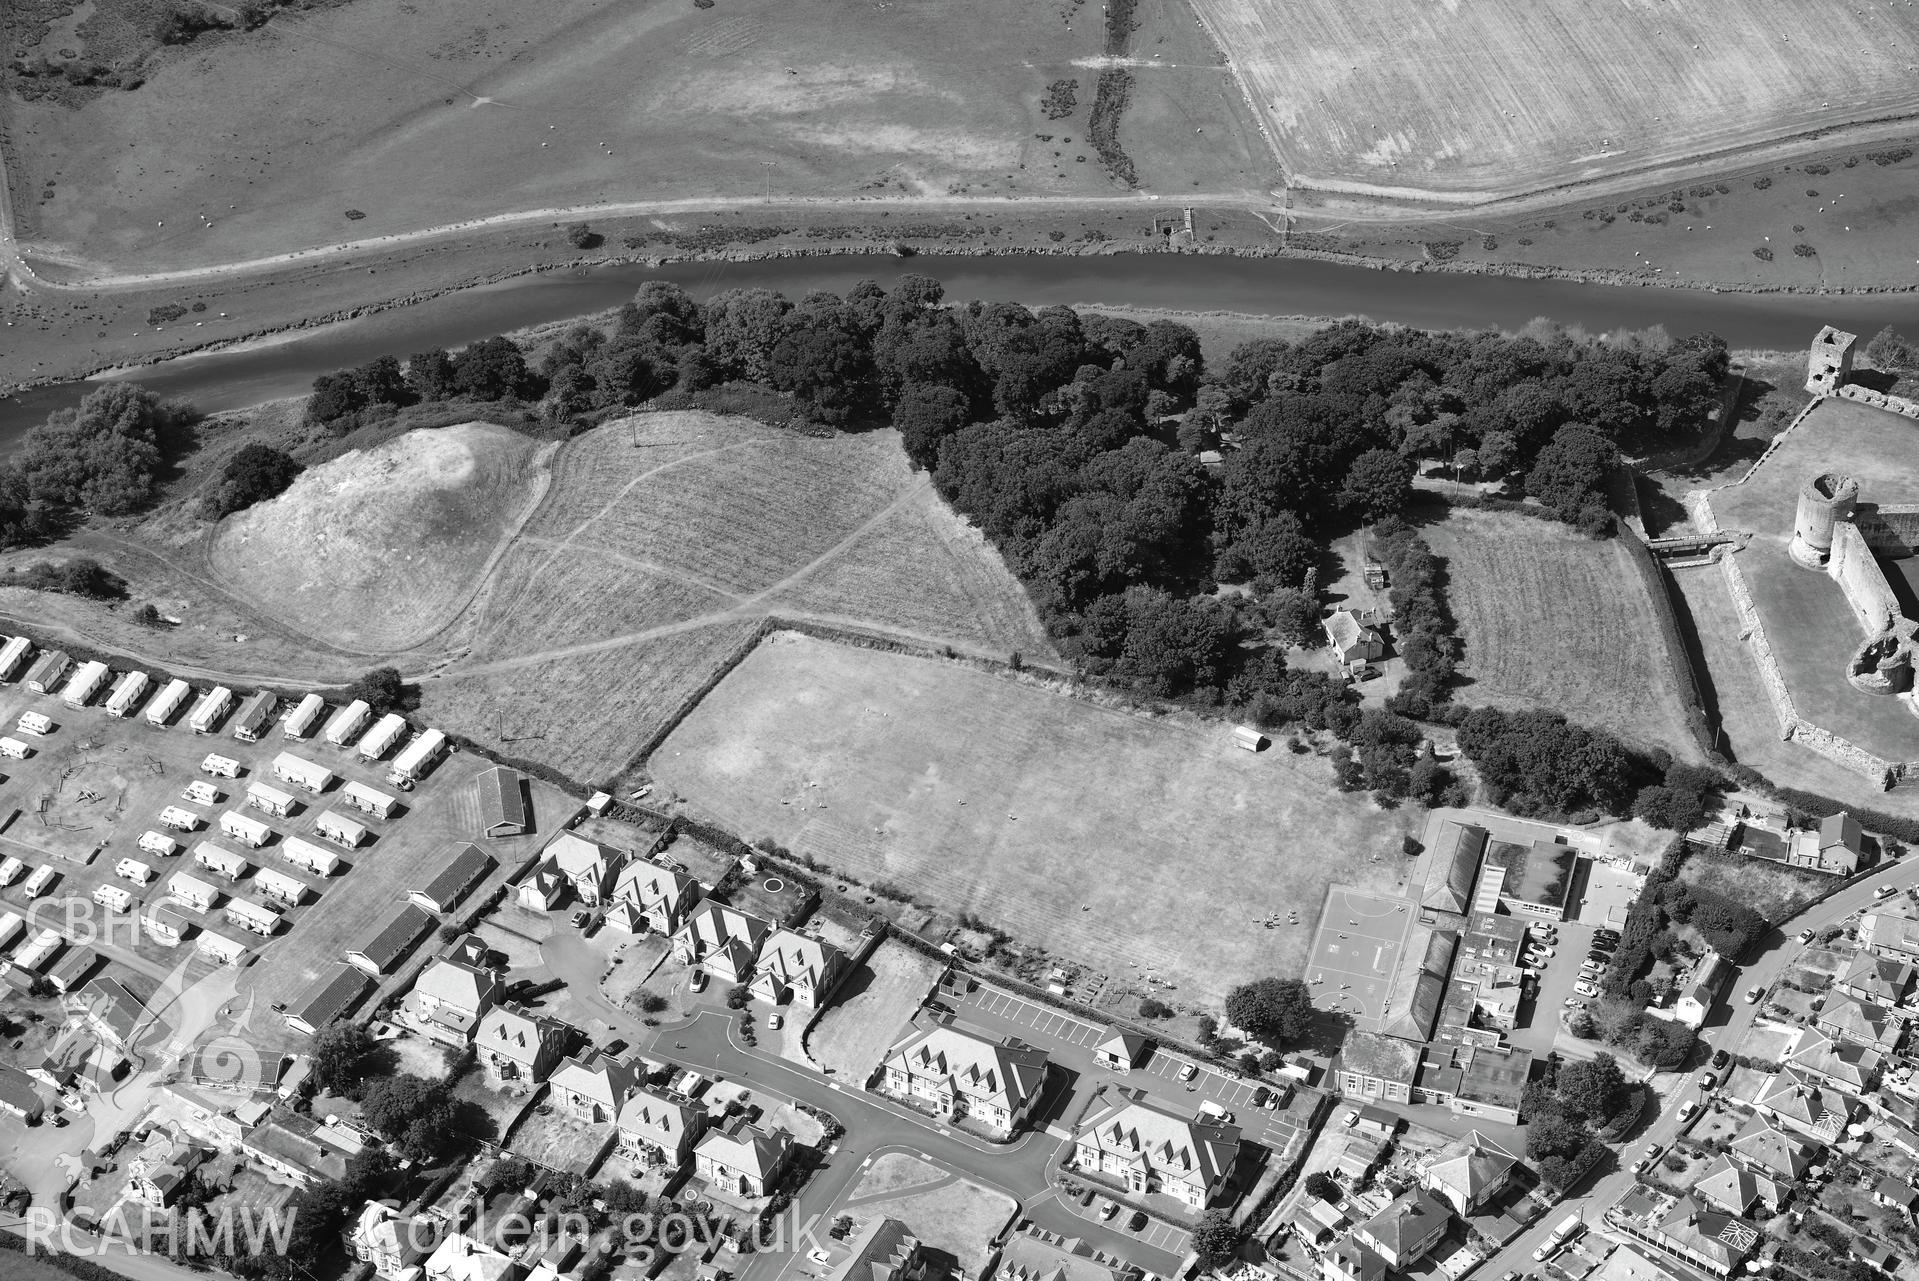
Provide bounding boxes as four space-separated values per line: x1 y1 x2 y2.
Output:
5 252 1919 441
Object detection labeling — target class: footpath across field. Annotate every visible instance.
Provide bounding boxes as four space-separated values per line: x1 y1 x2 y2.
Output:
652 632 1415 1006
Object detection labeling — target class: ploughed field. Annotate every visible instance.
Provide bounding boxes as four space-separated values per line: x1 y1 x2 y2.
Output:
652 631 1415 1006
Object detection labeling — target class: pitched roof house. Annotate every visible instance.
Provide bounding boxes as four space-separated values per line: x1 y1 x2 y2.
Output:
403 959 502 1045
1729 1117 1817 1182
475 1008 576 1086
1788 1027 1882 1094
1860 911 1919 964
616 1085 707 1168
881 1020 1050 1135
1421 1130 1518 1217
694 1117 793 1198
352 1200 444 1281
610 861 700 935
517 860 567 912
1815 992 1905 1052
1752 1068 1856 1143
542 832 621 905
1324 608 1388 666
1069 1087 1240 1210
752 928 852 1009
672 901 772 983
477 767 527 838
548 1050 638 1122
1839 952 1915 1005
1693 1155 1787 1218
823 1218 928 1281
1353 1188 1453 1268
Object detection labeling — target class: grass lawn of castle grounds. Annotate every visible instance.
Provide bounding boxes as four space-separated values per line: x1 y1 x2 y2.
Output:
650 632 1417 1007
1707 396 1919 762
1414 505 1703 761
7 0 1262 273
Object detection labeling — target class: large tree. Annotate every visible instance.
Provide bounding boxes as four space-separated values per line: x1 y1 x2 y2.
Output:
1553 1053 1629 1125
1224 977 1316 1046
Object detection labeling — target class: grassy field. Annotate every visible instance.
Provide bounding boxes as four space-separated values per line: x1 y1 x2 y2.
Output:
1198 0 1919 200
208 422 552 651
1677 847 1825 924
8 0 1266 270
651 632 1416 1006
1416 506 1702 760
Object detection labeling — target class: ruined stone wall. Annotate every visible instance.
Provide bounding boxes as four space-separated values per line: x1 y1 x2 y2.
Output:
1856 505 1919 556
1835 383 1919 420
1829 521 1903 636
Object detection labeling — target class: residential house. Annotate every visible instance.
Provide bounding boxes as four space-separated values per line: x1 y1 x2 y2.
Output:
1324 608 1388 668
242 1111 367 1188
673 901 772 983
1860 911 1919 964
352 1201 443 1281
1752 1068 1856 1143
822 1217 928 1281
424 1232 524 1281
1850 1240 1899 1275
79 977 148 1052
1728 1118 1817 1183
1788 1027 1882 1095
1353 1189 1453 1269
1421 1130 1519 1218
1796 812 1866 875
475 1008 576 1087
752 928 852 1009
1322 1240 1391 1281
1333 1030 1421 1105
1839 953 1915 1006
517 858 566 912
880 1019 1051 1135
1816 992 1905 1052
1610 1187 1761 1280
1693 1156 1787 1218
548 1050 638 1122
0 1065 44 1122
1873 1176 1919 1215
1093 1031 1149 1073
128 1136 212 1208
995 1226 1128 1281
694 1117 793 1198
616 1085 707 1169
403 959 502 1046
543 832 621 905
1672 952 1732 1029
1069 1086 1240 1211
609 860 700 935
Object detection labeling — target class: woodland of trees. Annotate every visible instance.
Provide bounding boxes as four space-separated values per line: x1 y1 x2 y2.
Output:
0 383 197 545
299 279 1733 822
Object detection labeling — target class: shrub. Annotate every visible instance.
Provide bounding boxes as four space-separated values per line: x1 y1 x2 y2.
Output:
146 303 189 326
1138 996 1171 1019
202 442 301 519
1793 243 1816 258
1086 70 1136 186
344 209 366 220
1752 247 1773 261
1753 175 1772 189
1042 78 1078 119
725 984 750 1010
566 223 601 249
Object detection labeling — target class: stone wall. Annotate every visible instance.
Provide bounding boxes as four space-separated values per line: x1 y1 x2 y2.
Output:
1835 383 1919 420
1829 521 1902 636
1856 504 1919 556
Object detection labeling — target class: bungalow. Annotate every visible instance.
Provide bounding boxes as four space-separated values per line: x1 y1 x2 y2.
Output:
1860 911 1919 965
1839 953 1915 1006
517 860 566 912
477 765 527 838
475 1008 577 1087
543 832 621 905
1324 608 1388 669
242 1110 365 1187
1694 1154 1787 1217
346 903 436 976
1093 1031 1150 1073
1873 1176 1919 1215
1610 1187 1761 1280
286 965 376 1036
673 901 772 983
1850 1239 1899 1275
1816 992 1905 1052
409 843 495 915
1752 1068 1856 1143
1788 1027 1882 1095
616 1085 708 1169
1069 1086 1240 1210
1353 1189 1453 1269
548 1050 638 1122
1729 1117 1817 1183
1421 1130 1518 1218
694 1117 793 1198
880 1019 1050 1135
752 928 852 1009
609 860 700 934
404 959 502 1045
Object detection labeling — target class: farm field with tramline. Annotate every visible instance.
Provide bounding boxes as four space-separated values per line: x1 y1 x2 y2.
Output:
1201 0 1919 200
1416 506 1702 761
651 631 1415 1006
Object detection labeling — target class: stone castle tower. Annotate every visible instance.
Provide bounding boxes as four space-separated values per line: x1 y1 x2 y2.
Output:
1789 472 1860 569
1806 325 1857 394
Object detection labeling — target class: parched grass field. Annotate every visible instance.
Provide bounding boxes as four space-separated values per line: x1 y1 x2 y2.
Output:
1676 847 1825 925
415 412 1055 784
651 632 1417 1006
1200 0 1919 199
11 0 1266 270
208 422 552 651
1416 506 1702 760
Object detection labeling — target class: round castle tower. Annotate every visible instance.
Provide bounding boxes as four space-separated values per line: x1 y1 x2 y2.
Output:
1789 472 1859 569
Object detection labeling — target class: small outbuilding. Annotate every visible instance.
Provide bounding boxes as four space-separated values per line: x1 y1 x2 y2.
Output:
1231 725 1267 752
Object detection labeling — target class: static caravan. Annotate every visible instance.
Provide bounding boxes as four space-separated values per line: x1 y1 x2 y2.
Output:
225 898 282 937
47 947 101 994
182 779 220 807
324 699 371 747
168 871 222 911
230 691 278 743
0 637 30 682
105 670 151 717
340 782 398 821
158 806 201 832
21 865 58 899
138 830 181 859
189 686 234 735
92 883 133 912
280 836 342 877
253 867 307 906
61 660 110 709
0 858 20 886
390 728 448 783
283 693 325 740
16 712 52 737
198 931 248 965
219 811 273 849
142 901 193 946
246 782 298 819
0 737 31 760
201 754 242 780
13 928 64 973
194 842 251 881
314 811 368 850
0 911 24 951
272 752 333 795
147 678 191 727
115 859 155 885
357 713 407 762
22 649 71 695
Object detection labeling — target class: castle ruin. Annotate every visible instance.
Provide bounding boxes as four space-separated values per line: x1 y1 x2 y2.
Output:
1788 468 1919 702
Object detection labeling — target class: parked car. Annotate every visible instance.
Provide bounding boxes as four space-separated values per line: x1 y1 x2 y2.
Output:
1100 1202 1119 1221
1711 1049 1730 1070
1574 980 1599 997
1129 1211 1148 1232
1797 928 1815 943
1698 1071 1718 1090
1178 1063 1197 1082
570 910 590 929
1678 1101 1699 1122
1745 984 1765 1004
1533 945 1556 958
768 1013 784 1030
1563 997 1584 1008
689 969 708 993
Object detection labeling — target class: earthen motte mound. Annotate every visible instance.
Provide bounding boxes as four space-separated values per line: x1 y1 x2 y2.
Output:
209 423 550 653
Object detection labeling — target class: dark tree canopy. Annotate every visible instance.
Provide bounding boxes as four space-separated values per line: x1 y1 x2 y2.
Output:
204 442 302 519
1225 977 1316 1046
346 666 416 716
17 382 192 516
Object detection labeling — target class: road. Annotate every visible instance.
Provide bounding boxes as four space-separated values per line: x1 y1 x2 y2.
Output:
1476 855 1919 1279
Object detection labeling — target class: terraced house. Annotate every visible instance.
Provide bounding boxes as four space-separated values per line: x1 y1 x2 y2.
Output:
880 1019 1050 1135
1069 1087 1240 1211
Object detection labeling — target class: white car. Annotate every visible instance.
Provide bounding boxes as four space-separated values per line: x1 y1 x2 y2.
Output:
1678 1101 1699 1122
1574 980 1600 997
1563 996 1584 1008
1178 1062 1198 1082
